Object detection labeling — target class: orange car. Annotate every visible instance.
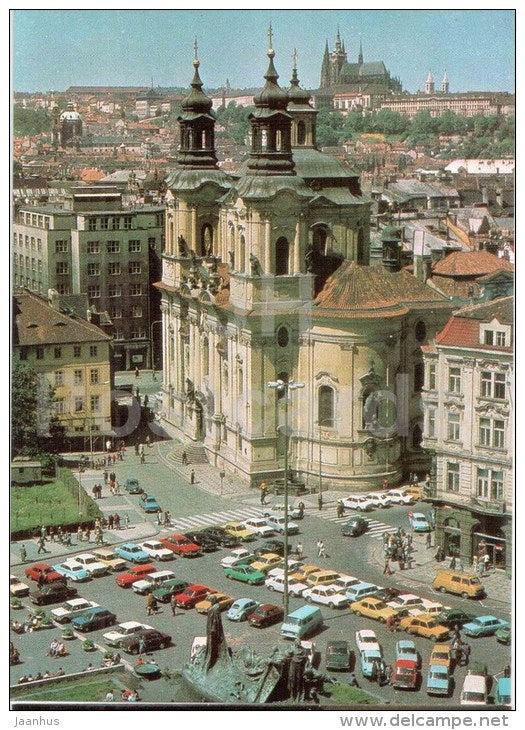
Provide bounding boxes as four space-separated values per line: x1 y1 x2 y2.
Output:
430 644 452 668
351 597 398 623
400 613 450 641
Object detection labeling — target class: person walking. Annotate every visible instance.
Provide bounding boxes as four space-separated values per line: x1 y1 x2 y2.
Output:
37 535 46 554
20 544 27 562
135 366 139 379
140 452 146 464
383 557 393 576
482 552 490 574
336 501 344 519
146 593 158 616
260 482 268 506
113 513 120 530
426 532 432 549
296 542 303 560
125 514 130 530
449 555 457 570
190 469 195 485
170 593 178 617
181 450 188 466
77 525 83 543
317 540 327 558
108 514 114 530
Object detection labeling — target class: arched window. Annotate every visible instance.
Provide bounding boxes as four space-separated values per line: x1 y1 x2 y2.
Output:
313 226 328 255
239 234 246 273
318 385 335 427
275 129 282 151
415 320 427 342
277 371 288 401
275 237 290 275
412 423 423 449
201 224 213 256
414 362 425 392
261 129 268 150
277 326 289 347
237 367 243 395
202 336 209 377
362 388 377 430
297 120 306 146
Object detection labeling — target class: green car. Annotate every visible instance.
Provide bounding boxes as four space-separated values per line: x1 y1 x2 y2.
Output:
495 625 511 645
152 579 190 603
224 564 266 585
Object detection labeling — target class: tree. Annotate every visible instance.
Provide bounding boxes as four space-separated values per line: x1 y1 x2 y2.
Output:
13 107 52 136
12 361 65 457
373 109 409 135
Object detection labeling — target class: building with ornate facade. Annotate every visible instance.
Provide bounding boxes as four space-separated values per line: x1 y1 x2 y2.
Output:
157 41 453 489
422 296 513 572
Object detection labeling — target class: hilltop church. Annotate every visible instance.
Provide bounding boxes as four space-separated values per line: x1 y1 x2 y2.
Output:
157 37 452 490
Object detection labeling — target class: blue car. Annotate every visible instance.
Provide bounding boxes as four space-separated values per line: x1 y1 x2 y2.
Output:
114 543 150 564
52 560 90 582
139 494 161 513
124 478 143 494
463 615 509 638
71 606 117 632
360 648 383 678
396 640 419 666
226 598 260 622
426 664 451 696
408 512 431 532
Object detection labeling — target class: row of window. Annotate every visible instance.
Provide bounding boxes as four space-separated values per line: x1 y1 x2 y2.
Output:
87 262 142 276
88 284 142 298
427 364 507 400
114 328 146 340
107 306 143 318
14 233 43 250
54 368 101 386
87 239 150 254
428 411 506 449
19 345 99 361
18 212 51 228
446 463 504 501
14 255 42 272
86 214 163 231
13 275 42 291
54 395 101 414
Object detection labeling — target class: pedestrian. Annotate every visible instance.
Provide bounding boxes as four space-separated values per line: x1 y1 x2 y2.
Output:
138 635 146 655
57 526 63 543
146 593 158 616
476 559 484 577
85 528 91 542
317 493 323 511
449 555 457 570
297 501 305 519
435 545 444 562
135 366 139 379
37 536 46 555
336 501 344 519
347 672 359 687
164 511 171 526
472 554 478 571
157 511 162 526
504 665 511 678
482 552 490 574
108 514 114 530
105 690 114 702
386 614 398 633
426 532 432 549
40 525 47 541
170 593 178 616
140 452 146 464
181 450 188 466
92 485 98 500
370 659 378 683
260 482 267 506
190 469 195 484
113 513 120 530
106 439 112 453
378 660 388 686
77 525 83 543
383 479 389 491
144 395 149 409
49 527 55 542
317 540 326 558
462 642 471 666
103 470 108 484
112 453 116 464
20 544 27 562
135 444 139 456
135 386 140 400
296 542 303 559
385 664 393 685
452 624 461 646
125 514 130 529
110 472 116 483
383 557 393 576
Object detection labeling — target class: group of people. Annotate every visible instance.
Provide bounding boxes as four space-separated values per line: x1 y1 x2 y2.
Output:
18 668 65 683
105 688 140 702
47 639 69 658
452 626 471 666
146 593 160 617
157 510 172 527
383 529 413 571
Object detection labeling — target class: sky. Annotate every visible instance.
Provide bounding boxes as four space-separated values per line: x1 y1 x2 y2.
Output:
12 9 515 94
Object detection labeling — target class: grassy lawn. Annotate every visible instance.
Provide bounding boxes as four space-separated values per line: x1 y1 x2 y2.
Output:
13 675 127 703
323 681 381 705
11 471 101 533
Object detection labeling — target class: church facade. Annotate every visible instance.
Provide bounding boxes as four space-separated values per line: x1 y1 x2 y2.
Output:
157 41 452 490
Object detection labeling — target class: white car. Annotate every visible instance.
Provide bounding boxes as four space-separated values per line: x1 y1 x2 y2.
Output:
387 593 424 612
408 599 445 617
10 574 29 597
267 559 303 578
387 489 415 505
103 620 153 647
265 514 299 535
365 492 391 508
132 569 177 595
220 548 255 569
263 503 303 520
243 517 274 537
303 584 349 609
333 574 361 593
140 540 175 561
51 598 99 623
355 629 381 654
342 495 375 512
73 553 108 577
265 571 308 597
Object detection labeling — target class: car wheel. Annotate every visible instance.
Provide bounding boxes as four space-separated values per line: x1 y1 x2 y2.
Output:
328 602 335 609
380 617 386 623
131 646 139 655
226 574 232 579
439 587 447 594
461 592 468 600
432 635 440 642
160 641 168 649
305 595 312 604
269 585 275 592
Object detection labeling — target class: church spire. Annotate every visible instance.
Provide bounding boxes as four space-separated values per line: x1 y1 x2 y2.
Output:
288 49 317 148
321 39 330 87
358 39 363 65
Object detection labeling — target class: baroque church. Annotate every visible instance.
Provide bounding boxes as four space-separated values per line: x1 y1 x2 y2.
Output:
157 38 453 490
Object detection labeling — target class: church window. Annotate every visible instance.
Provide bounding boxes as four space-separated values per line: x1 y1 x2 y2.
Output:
275 129 282 151
297 120 306 146
261 129 268 150
239 235 246 273
237 368 243 395
277 326 289 348
275 237 290 276
318 385 335 427
201 225 213 256
202 337 209 377
415 320 426 342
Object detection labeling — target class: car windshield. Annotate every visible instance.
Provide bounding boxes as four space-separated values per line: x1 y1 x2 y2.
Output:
431 670 448 680
469 578 481 585
286 616 300 625
362 636 376 644
398 667 414 677
463 692 485 702
330 647 348 654
434 651 448 659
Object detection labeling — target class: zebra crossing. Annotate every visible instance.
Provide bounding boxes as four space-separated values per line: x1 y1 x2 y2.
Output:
314 506 395 539
158 505 264 533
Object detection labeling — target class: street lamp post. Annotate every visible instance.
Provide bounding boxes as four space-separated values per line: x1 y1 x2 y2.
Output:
267 378 304 617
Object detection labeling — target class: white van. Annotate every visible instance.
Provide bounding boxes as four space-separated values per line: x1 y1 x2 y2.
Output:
132 569 176 595
345 582 381 602
460 673 488 706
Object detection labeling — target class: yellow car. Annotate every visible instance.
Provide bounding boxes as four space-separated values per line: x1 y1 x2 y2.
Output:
251 553 283 574
92 547 128 572
195 592 234 614
430 644 452 668
222 522 256 542
290 564 322 582
400 613 450 641
403 484 424 500
351 597 398 623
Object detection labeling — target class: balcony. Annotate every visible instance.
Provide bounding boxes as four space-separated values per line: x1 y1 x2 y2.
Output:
470 496 508 515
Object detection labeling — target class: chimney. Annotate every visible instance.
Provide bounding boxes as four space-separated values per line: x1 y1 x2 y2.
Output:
48 288 60 311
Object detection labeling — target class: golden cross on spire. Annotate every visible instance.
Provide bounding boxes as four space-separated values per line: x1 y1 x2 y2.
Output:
292 48 298 70
194 37 198 60
268 23 273 51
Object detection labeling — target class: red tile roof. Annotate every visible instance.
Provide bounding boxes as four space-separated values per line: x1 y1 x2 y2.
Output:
431 250 514 277
435 295 513 349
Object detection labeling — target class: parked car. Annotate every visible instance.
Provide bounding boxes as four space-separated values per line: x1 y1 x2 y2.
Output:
243 517 275 537
342 516 368 537
226 598 260 622
114 543 150 564
325 640 351 671
333 574 361 593
25 563 63 585
355 629 380 654
463 615 509 638
224 564 266 585
408 512 431 532
460 666 488 706
30 582 78 606
264 514 299 535
160 534 201 557
303 585 348 609
408 599 445 617
342 495 374 512
392 659 418 690
435 608 475 628
373 587 401 602
220 548 255 569
251 553 283 574
495 625 511 645
174 584 217 609
387 489 416 505
432 570 484 599
403 483 424 500
247 603 284 628
265 571 308 597
222 522 256 542
124 478 143 494
400 614 450 641
396 640 419 666
195 592 234 614
185 531 220 552
151 578 189 603
120 628 171 654
427 663 451 696
115 563 157 588
267 558 303 578
132 570 177 595
200 527 240 548
92 547 127 572
290 565 322 583
255 540 291 557
139 494 161 513
387 594 424 613
103 621 153 647
10 575 30 597
51 598 99 623
360 647 383 678
263 503 303 520
429 644 452 668
52 560 90 583
139 540 175 561
351 597 397 622
345 582 382 603
73 553 108 578
71 607 117 632
495 677 511 706
365 492 391 508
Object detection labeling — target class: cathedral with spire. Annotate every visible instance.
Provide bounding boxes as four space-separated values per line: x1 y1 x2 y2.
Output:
156 32 452 490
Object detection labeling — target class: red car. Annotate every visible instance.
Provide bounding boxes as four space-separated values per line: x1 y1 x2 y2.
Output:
160 533 201 557
115 563 156 588
24 563 64 584
247 603 284 628
174 584 217 609
391 659 419 690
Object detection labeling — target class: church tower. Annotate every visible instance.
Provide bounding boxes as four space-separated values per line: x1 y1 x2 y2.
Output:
425 71 435 94
358 39 364 65
288 50 318 148
441 70 449 94
320 40 330 88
